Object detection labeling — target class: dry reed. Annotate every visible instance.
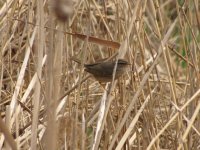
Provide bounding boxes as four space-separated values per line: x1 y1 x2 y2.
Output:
0 0 200 149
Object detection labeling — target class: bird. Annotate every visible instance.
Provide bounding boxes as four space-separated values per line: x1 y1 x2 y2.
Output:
84 59 130 82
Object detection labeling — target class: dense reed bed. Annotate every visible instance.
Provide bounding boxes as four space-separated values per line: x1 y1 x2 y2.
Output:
0 0 200 149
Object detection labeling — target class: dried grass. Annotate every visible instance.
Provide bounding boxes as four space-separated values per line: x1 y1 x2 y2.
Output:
0 0 200 149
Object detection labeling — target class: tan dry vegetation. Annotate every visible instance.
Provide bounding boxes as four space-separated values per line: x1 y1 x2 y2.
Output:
0 0 200 149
